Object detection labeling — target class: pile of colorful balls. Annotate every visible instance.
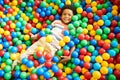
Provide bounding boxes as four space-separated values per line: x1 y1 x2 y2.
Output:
0 0 120 80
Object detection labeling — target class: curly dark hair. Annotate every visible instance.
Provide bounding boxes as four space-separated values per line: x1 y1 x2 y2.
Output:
61 5 76 15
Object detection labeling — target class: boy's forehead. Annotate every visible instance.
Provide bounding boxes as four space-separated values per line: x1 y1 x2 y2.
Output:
62 9 73 13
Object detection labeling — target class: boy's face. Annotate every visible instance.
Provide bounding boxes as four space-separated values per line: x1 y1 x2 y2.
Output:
61 9 73 24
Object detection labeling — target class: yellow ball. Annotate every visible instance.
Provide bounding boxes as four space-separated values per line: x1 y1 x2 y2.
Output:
104 39 111 44
86 0 91 4
10 23 16 29
92 7 97 12
87 24 93 31
62 72 66 77
0 44 3 50
46 35 52 42
100 67 108 74
54 5 59 10
57 63 64 69
65 67 72 74
36 23 42 29
40 75 45 80
97 20 104 26
48 70 54 77
76 7 83 14
21 13 26 18
36 47 44 52
22 44 27 50
112 5 118 10
12 12 17 16
4 30 10 36
28 67 34 72
10 53 17 60
59 40 65 47
109 63 115 69
82 29 88 34
95 56 103 63
24 16 29 21
12 0 18 6
102 53 110 60
115 64 120 70
73 0 79 3
33 18 38 23
23 28 30 34
24 35 30 40
80 75 85 80
94 35 101 41
65 0 71 5
63 36 70 43
90 30 96 36
1 63 6 69
112 10 118 16
81 68 88 74
21 64 27 71
50 3 54 7
91 1 97 7
101 61 108 67
84 56 91 62
93 71 101 79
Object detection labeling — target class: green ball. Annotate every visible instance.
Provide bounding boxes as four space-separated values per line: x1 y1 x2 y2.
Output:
20 72 27 79
19 18 24 22
77 44 82 49
33 53 39 59
4 73 11 80
118 21 120 27
82 17 88 23
81 22 87 28
29 0 34 3
113 48 119 54
19 35 24 41
32 68 37 74
25 40 31 46
72 15 78 21
77 14 82 20
0 34 2 38
21 2 26 7
46 0 51 3
13 38 19 43
56 50 63 56
104 27 110 34
29 14 34 20
71 64 75 69
15 28 20 32
9 16 15 21
68 24 74 30
40 1 46 7
74 2 80 8
70 29 76 36
73 21 80 27
16 40 22 45
101 34 108 40
67 62 72 67
103 3 109 9
4 65 11 72
108 74 116 80
21 21 27 26
52 9 57 15
27 7 32 12
1 22 6 27
46 20 52 25
96 29 103 35
76 27 83 34
56 0 61 5
15 65 20 70
44 28 51 34
72 72 79 78
88 45 95 52
97 4 103 10
80 40 88 46
52 77 57 80
6 59 12 65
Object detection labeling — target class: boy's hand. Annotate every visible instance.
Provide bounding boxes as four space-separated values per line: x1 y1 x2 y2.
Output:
31 34 38 40
60 56 71 63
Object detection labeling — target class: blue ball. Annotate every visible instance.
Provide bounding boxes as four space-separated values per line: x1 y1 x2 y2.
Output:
63 45 70 50
47 6 53 10
31 28 38 34
11 32 17 38
11 46 18 53
22 58 28 64
71 51 79 58
52 56 59 63
63 30 69 36
55 14 60 20
42 7 47 11
114 27 120 34
91 56 96 62
3 52 10 59
47 25 52 30
15 15 20 20
3 41 10 48
39 31 46 37
108 50 116 57
0 0 4 5
74 38 80 44
38 56 46 64
16 22 22 28
40 11 46 17
104 20 111 26
3 17 9 22
93 15 100 21
93 63 101 70
36 68 44 76
106 12 112 19
68 41 75 47
86 7 92 13
79 60 84 67
27 2 32 7
102 15 108 21
111 40 118 48
106 7 112 12
0 70 4 77
51 64 59 73
108 67 113 74
67 75 72 80
59 3 64 8
14 70 21 78
74 77 80 80
46 10 51 16
26 60 34 68
113 16 120 21
36 8 41 13
90 39 97 45
4 9 8 14
73 58 80 65
92 50 98 56
43 71 50 79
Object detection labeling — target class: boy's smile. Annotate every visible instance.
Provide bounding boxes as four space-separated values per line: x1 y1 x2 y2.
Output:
61 9 73 24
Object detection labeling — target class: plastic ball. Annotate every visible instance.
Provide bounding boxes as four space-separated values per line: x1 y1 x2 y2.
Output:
51 64 59 73
46 35 52 42
4 73 11 80
65 67 72 74
108 74 116 80
20 72 27 79
63 36 70 43
30 74 38 80
77 7 83 13
93 63 101 70
57 63 64 69
102 53 110 60
96 56 103 63
36 68 44 76
100 67 108 74
59 40 65 47
26 60 34 68
93 71 101 79
74 66 81 73
84 56 91 62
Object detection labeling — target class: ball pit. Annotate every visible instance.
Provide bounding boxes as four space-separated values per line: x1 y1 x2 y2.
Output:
0 0 120 79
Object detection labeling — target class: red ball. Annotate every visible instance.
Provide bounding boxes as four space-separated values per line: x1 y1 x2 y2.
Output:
0 50 4 57
31 23 36 27
116 33 120 42
101 8 106 14
34 60 40 67
86 52 92 56
63 50 70 56
33 6 38 11
100 75 106 80
9 28 14 32
79 55 84 60
107 57 114 63
35 0 40 6
58 76 65 80
6 35 12 41
18 0 23 4
108 33 115 40
36 50 42 58
96 10 103 17
42 23 47 28
78 34 85 40
88 19 94 24
28 55 34 61
49 15 54 21
57 8 61 14
30 74 38 80
87 13 93 19
8 8 13 13
98 48 105 55
82 11 87 17
4 0 10 4
55 69 63 77
4 25 10 30
25 23 32 30
97 40 105 47
103 43 110 50
17 45 23 52
74 66 82 73
80 48 87 55
84 71 92 79
116 54 120 63
44 53 52 60
34 13 40 18
7 20 12 25
8 41 13 46
44 61 52 68
111 20 117 27
38 17 44 22
84 62 91 69
114 69 120 79
85 35 90 41
93 25 100 30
